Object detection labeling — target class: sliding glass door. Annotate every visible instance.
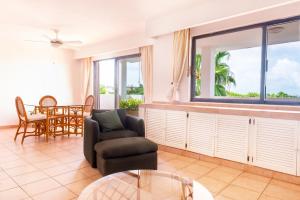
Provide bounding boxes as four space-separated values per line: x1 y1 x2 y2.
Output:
99 59 116 109
117 56 143 104
95 54 143 110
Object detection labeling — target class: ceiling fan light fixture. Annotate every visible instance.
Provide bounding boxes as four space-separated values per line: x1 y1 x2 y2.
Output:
50 40 63 48
26 30 82 48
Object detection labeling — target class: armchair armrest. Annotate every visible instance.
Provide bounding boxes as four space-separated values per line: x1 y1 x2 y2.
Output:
125 115 145 137
84 117 100 168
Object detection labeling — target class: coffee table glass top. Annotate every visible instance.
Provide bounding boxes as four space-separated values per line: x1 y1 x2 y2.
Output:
78 170 214 200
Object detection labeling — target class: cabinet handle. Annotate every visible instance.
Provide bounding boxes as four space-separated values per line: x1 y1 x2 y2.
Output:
249 119 252 124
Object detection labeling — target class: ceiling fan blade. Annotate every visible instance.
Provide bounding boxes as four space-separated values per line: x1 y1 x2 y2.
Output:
42 34 52 41
63 41 82 45
24 40 49 43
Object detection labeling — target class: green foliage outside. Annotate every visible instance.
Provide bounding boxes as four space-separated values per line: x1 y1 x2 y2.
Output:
267 92 296 99
226 91 259 98
100 85 107 94
214 51 236 96
195 54 201 96
194 51 295 98
127 84 144 95
195 51 236 96
119 98 143 111
226 91 296 99
99 85 115 94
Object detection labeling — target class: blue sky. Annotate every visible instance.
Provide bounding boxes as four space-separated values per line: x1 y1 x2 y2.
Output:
266 42 300 96
226 41 300 97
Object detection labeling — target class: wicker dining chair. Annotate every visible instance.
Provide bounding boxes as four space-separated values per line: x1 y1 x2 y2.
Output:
14 96 46 144
39 95 67 138
39 95 57 113
83 95 95 117
67 95 94 137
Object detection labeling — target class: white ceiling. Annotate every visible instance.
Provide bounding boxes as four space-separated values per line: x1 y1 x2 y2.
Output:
0 0 200 45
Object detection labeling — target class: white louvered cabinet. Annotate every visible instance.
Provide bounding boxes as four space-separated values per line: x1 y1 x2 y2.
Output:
145 109 166 145
215 114 249 163
187 112 216 156
143 106 300 176
252 118 299 175
165 110 187 149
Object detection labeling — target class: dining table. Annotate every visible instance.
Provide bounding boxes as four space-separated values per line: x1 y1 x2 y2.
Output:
25 104 86 141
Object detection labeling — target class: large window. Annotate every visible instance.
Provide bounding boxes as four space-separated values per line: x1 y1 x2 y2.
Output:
191 16 300 105
266 20 300 102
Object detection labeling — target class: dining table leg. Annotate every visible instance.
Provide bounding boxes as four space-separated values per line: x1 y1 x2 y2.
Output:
46 117 49 142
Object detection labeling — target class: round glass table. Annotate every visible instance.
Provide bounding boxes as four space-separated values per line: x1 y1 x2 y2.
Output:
78 170 214 200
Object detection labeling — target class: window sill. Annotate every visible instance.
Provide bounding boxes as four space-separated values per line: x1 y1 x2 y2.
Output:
140 101 300 121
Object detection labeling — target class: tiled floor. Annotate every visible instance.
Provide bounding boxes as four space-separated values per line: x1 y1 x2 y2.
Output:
0 128 299 200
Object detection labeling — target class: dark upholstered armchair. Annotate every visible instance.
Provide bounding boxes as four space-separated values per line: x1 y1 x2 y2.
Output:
83 109 145 168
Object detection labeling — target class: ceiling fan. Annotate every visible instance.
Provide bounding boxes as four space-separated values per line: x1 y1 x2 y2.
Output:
27 29 82 48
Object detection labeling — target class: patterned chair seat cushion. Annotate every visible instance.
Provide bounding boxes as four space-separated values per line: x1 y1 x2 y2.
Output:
27 113 46 121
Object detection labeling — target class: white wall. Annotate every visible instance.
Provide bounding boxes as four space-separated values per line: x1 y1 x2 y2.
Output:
0 41 81 126
152 34 173 102
151 33 190 102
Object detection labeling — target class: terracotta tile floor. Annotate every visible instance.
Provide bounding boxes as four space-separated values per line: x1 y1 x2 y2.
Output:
0 128 300 200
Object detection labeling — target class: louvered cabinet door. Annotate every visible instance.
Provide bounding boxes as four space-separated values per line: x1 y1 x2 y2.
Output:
145 109 166 145
215 115 249 163
187 112 216 156
165 110 187 149
253 118 298 175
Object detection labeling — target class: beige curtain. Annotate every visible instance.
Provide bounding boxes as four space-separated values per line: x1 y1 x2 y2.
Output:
167 29 190 101
139 46 153 103
81 57 93 104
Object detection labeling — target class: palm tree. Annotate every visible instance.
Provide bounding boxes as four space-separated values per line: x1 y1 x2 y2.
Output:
214 51 236 96
194 51 235 96
194 54 201 96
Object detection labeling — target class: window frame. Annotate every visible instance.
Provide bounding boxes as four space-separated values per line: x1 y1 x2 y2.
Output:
190 15 300 105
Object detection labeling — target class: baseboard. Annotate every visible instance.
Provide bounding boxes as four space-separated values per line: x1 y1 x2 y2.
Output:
0 125 18 129
158 144 300 185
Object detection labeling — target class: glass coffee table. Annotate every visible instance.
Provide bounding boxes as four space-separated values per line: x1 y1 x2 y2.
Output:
78 170 214 200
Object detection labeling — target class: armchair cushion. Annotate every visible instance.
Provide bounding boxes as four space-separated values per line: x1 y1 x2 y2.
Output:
125 115 145 137
94 110 124 132
92 109 127 128
94 137 158 159
98 130 138 141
